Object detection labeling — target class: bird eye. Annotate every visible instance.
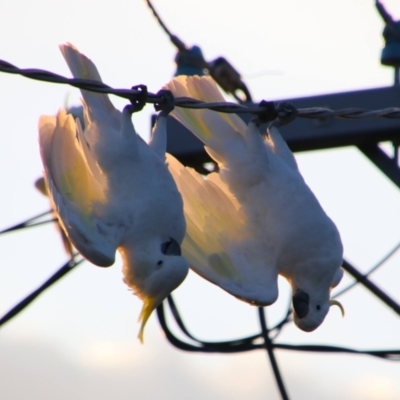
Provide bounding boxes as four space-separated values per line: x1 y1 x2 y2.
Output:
161 238 181 256
316 305 321 311
157 260 163 266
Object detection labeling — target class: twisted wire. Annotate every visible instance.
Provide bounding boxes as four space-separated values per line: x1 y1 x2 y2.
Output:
2 59 400 119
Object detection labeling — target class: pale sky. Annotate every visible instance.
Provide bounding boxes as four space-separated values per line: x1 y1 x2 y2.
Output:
0 1 400 399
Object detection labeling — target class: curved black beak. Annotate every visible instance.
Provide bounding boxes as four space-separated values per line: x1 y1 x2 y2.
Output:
161 237 182 256
292 290 309 319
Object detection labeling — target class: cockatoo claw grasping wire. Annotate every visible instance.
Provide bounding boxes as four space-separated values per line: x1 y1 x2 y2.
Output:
38 43 189 341
165 75 344 332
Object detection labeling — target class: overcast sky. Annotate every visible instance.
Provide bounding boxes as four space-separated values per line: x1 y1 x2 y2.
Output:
0 1 400 399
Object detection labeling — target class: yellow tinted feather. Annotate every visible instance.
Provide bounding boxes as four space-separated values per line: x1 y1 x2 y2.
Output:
38 109 108 234
165 76 247 145
167 154 245 280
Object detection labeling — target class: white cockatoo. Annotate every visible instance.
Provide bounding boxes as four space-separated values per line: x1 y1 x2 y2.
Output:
165 76 344 332
38 43 189 341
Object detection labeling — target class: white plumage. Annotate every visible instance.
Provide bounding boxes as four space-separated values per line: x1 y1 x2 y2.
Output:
165 76 344 331
38 43 189 341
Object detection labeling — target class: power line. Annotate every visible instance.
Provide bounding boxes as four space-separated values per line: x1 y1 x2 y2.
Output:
341 260 400 316
2 59 400 120
258 307 290 400
156 295 400 361
144 0 187 51
144 0 174 40
0 257 83 328
334 240 400 298
0 211 54 234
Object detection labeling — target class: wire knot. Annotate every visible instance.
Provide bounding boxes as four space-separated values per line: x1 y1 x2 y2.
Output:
276 102 298 126
252 100 277 126
129 85 148 112
154 89 175 115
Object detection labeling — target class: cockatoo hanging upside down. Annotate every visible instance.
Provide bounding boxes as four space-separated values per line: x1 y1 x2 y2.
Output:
38 43 189 341
165 76 344 332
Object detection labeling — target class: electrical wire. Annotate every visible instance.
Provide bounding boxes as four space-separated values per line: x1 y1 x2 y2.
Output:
1 214 399 356
2 59 400 120
144 0 186 51
0 257 83 328
333 240 400 298
156 294 400 362
144 0 174 40
258 307 290 400
341 260 400 316
0 210 54 234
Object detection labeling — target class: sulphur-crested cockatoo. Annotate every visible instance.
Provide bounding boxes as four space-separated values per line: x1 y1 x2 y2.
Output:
38 43 189 341
165 76 344 332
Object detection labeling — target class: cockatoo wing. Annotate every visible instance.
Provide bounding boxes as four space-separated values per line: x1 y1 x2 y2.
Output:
59 43 119 126
167 155 243 281
38 110 117 266
165 76 250 166
166 76 299 171
59 43 137 173
167 154 278 304
166 76 276 198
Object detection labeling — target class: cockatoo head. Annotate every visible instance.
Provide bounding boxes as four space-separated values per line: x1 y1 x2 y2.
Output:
292 289 344 332
119 237 189 342
290 266 344 332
